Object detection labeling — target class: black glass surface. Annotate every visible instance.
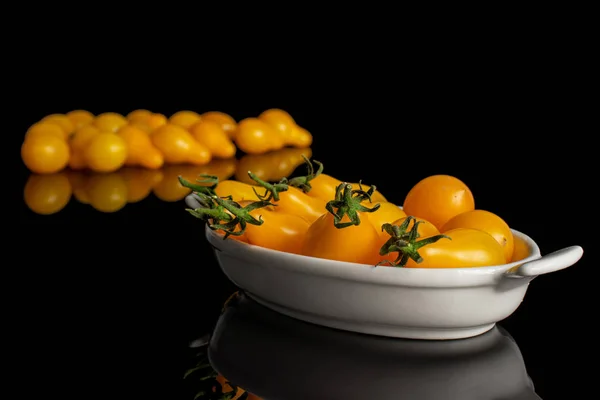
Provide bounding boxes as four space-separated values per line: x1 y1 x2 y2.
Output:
18 104 592 400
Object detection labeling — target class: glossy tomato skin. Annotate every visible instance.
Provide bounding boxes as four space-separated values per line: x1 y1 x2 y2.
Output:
151 124 211 165
441 209 514 262
403 175 475 230
84 132 128 173
66 110 94 129
235 118 283 154
302 213 380 265
245 208 310 254
275 186 327 224
25 122 66 141
21 135 70 174
168 110 201 129
42 114 75 136
215 180 262 202
258 108 296 142
367 202 407 237
404 228 506 268
510 234 530 262
94 112 128 133
287 124 313 147
201 111 237 139
189 120 236 159
306 174 343 202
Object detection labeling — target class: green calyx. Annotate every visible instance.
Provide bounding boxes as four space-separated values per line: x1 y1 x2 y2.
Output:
248 171 289 202
285 155 323 193
378 216 451 267
178 174 219 195
187 193 274 239
249 156 324 201
325 182 380 228
179 175 274 239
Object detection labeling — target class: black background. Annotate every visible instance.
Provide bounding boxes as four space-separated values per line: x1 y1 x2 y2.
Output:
13 19 595 400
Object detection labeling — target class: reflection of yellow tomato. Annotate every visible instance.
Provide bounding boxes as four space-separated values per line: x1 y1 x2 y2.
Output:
234 147 312 184
66 170 91 204
85 173 128 213
24 173 72 215
215 375 245 400
119 167 164 203
152 159 236 202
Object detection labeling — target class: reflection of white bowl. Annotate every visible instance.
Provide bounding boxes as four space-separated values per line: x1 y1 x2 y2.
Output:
189 194 584 340
209 293 542 400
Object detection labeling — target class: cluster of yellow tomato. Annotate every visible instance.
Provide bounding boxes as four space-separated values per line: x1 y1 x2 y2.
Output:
21 109 312 175
24 147 311 215
191 168 529 269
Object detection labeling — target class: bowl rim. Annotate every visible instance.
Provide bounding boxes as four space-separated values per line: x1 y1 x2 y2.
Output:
205 224 542 277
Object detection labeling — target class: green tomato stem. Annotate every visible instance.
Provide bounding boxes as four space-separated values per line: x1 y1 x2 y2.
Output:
248 171 289 202
286 155 324 193
378 217 451 267
325 182 381 229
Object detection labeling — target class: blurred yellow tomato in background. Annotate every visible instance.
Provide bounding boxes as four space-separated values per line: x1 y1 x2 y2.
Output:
41 114 75 136
25 122 66 141
21 135 70 174
66 110 94 129
84 132 128 173
94 112 128 133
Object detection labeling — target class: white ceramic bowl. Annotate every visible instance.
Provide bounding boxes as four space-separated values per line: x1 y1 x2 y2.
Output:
188 195 584 340
209 293 541 399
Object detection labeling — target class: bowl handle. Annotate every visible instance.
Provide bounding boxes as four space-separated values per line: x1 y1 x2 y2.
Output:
504 246 583 278
185 193 203 209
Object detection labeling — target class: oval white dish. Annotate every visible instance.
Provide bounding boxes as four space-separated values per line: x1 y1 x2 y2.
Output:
187 194 584 340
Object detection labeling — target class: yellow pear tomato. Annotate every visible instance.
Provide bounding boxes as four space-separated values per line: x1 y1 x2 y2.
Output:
441 209 514 263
